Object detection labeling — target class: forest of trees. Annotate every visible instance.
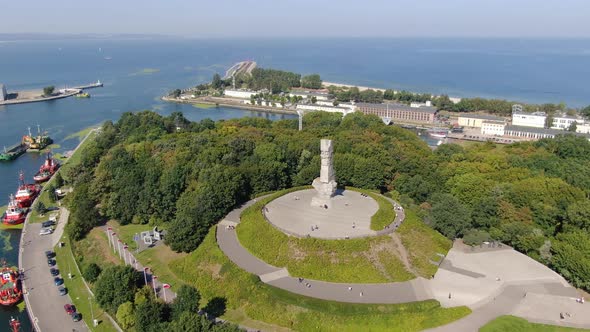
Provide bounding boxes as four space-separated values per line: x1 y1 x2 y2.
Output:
66 110 590 292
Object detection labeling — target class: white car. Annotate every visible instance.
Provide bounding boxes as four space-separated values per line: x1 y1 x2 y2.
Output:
39 227 54 236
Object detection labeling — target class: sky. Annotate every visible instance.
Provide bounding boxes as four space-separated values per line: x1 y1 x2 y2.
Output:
4 0 590 38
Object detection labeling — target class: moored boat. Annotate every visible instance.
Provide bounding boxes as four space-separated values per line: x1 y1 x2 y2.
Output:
23 125 53 152
1 195 28 225
14 171 40 208
0 144 27 162
427 128 448 139
0 265 22 306
9 316 21 332
34 153 60 183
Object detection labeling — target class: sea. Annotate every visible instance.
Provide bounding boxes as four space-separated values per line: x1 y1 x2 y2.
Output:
0 37 589 329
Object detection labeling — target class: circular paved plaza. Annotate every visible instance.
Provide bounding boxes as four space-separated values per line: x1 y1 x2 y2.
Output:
264 189 379 239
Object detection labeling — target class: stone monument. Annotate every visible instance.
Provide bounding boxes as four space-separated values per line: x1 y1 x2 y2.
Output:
311 139 338 208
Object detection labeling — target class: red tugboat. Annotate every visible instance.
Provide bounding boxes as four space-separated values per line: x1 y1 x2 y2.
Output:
9 317 21 332
0 265 22 306
14 171 40 208
33 153 60 183
1 195 28 226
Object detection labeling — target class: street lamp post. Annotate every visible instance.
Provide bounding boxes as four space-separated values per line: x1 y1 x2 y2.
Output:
143 267 149 286
152 275 158 299
117 240 122 260
163 284 170 302
89 296 95 326
106 227 112 248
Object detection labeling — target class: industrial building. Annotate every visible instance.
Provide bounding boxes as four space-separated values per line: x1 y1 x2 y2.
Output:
511 110 547 128
356 102 437 124
458 113 505 128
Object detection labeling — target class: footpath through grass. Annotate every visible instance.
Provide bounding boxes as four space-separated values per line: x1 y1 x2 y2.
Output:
236 188 414 283
480 315 590 332
171 227 471 331
54 235 119 332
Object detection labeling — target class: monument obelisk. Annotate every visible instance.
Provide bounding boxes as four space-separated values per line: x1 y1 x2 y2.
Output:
311 139 338 208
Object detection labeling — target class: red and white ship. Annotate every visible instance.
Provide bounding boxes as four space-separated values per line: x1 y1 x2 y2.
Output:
14 171 40 208
33 153 60 183
0 265 22 306
1 195 28 226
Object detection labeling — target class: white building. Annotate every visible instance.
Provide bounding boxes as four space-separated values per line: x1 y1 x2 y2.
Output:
458 114 505 128
576 123 590 134
224 89 259 99
410 101 432 108
289 91 330 101
481 120 506 136
0 84 6 101
296 104 355 115
551 113 582 130
511 111 547 128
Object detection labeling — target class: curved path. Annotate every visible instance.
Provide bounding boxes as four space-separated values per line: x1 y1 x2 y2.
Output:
217 195 432 304
216 194 590 331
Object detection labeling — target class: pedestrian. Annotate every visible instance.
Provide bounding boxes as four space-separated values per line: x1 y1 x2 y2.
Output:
348 287 352 291
448 293 451 299
352 222 356 229
360 291 363 297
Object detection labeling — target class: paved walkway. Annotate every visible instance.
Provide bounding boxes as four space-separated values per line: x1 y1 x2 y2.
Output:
20 208 89 332
215 195 590 331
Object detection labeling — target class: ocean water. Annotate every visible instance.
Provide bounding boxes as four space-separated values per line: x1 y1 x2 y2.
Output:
0 37 589 328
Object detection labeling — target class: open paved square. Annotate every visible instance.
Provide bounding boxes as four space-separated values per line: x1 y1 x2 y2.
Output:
264 189 379 239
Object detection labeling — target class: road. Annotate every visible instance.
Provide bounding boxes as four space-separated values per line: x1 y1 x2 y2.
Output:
20 208 88 332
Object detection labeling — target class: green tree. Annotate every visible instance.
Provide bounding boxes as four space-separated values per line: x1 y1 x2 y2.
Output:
169 312 212 332
566 200 590 231
43 86 55 96
568 121 577 132
170 89 182 98
311 96 317 104
171 284 201 319
135 301 169 332
211 73 222 89
82 262 102 283
35 201 46 215
581 105 590 118
203 297 227 318
429 193 471 238
116 302 136 330
301 74 322 89
94 266 142 314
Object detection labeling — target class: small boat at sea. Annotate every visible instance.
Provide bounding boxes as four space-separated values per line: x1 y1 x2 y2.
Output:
34 153 60 183
9 316 21 332
75 92 90 98
0 264 22 307
1 195 28 225
14 171 40 208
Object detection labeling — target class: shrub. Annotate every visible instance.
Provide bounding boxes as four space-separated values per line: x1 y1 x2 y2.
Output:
82 262 102 283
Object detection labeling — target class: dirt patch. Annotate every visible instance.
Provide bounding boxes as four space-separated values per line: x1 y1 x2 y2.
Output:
363 235 417 280
288 242 308 261
389 232 419 275
201 263 222 279
79 228 121 266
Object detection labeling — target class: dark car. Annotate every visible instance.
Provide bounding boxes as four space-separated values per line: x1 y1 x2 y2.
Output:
45 250 55 259
50 267 59 276
42 221 56 228
47 259 56 267
58 287 67 296
72 312 81 322
64 304 75 315
54 277 64 286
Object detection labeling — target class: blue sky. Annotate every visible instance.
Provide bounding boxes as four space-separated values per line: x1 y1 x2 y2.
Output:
4 0 590 37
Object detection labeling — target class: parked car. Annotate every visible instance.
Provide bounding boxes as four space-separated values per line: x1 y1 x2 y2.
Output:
45 250 55 259
64 304 75 315
58 287 67 296
39 228 53 236
47 259 56 267
72 312 81 322
50 267 59 276
54 277 64 286
42 220 55 228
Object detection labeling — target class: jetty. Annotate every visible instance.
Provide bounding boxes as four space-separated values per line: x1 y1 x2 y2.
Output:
0 80 103 106
224 61 256 79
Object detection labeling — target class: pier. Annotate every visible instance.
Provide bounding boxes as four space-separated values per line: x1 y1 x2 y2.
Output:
0 80 103 106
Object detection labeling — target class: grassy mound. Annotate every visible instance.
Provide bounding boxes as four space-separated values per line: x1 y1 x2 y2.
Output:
480 315 588 332
397 209 452 278
170 227 472 332
236 188 413 283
